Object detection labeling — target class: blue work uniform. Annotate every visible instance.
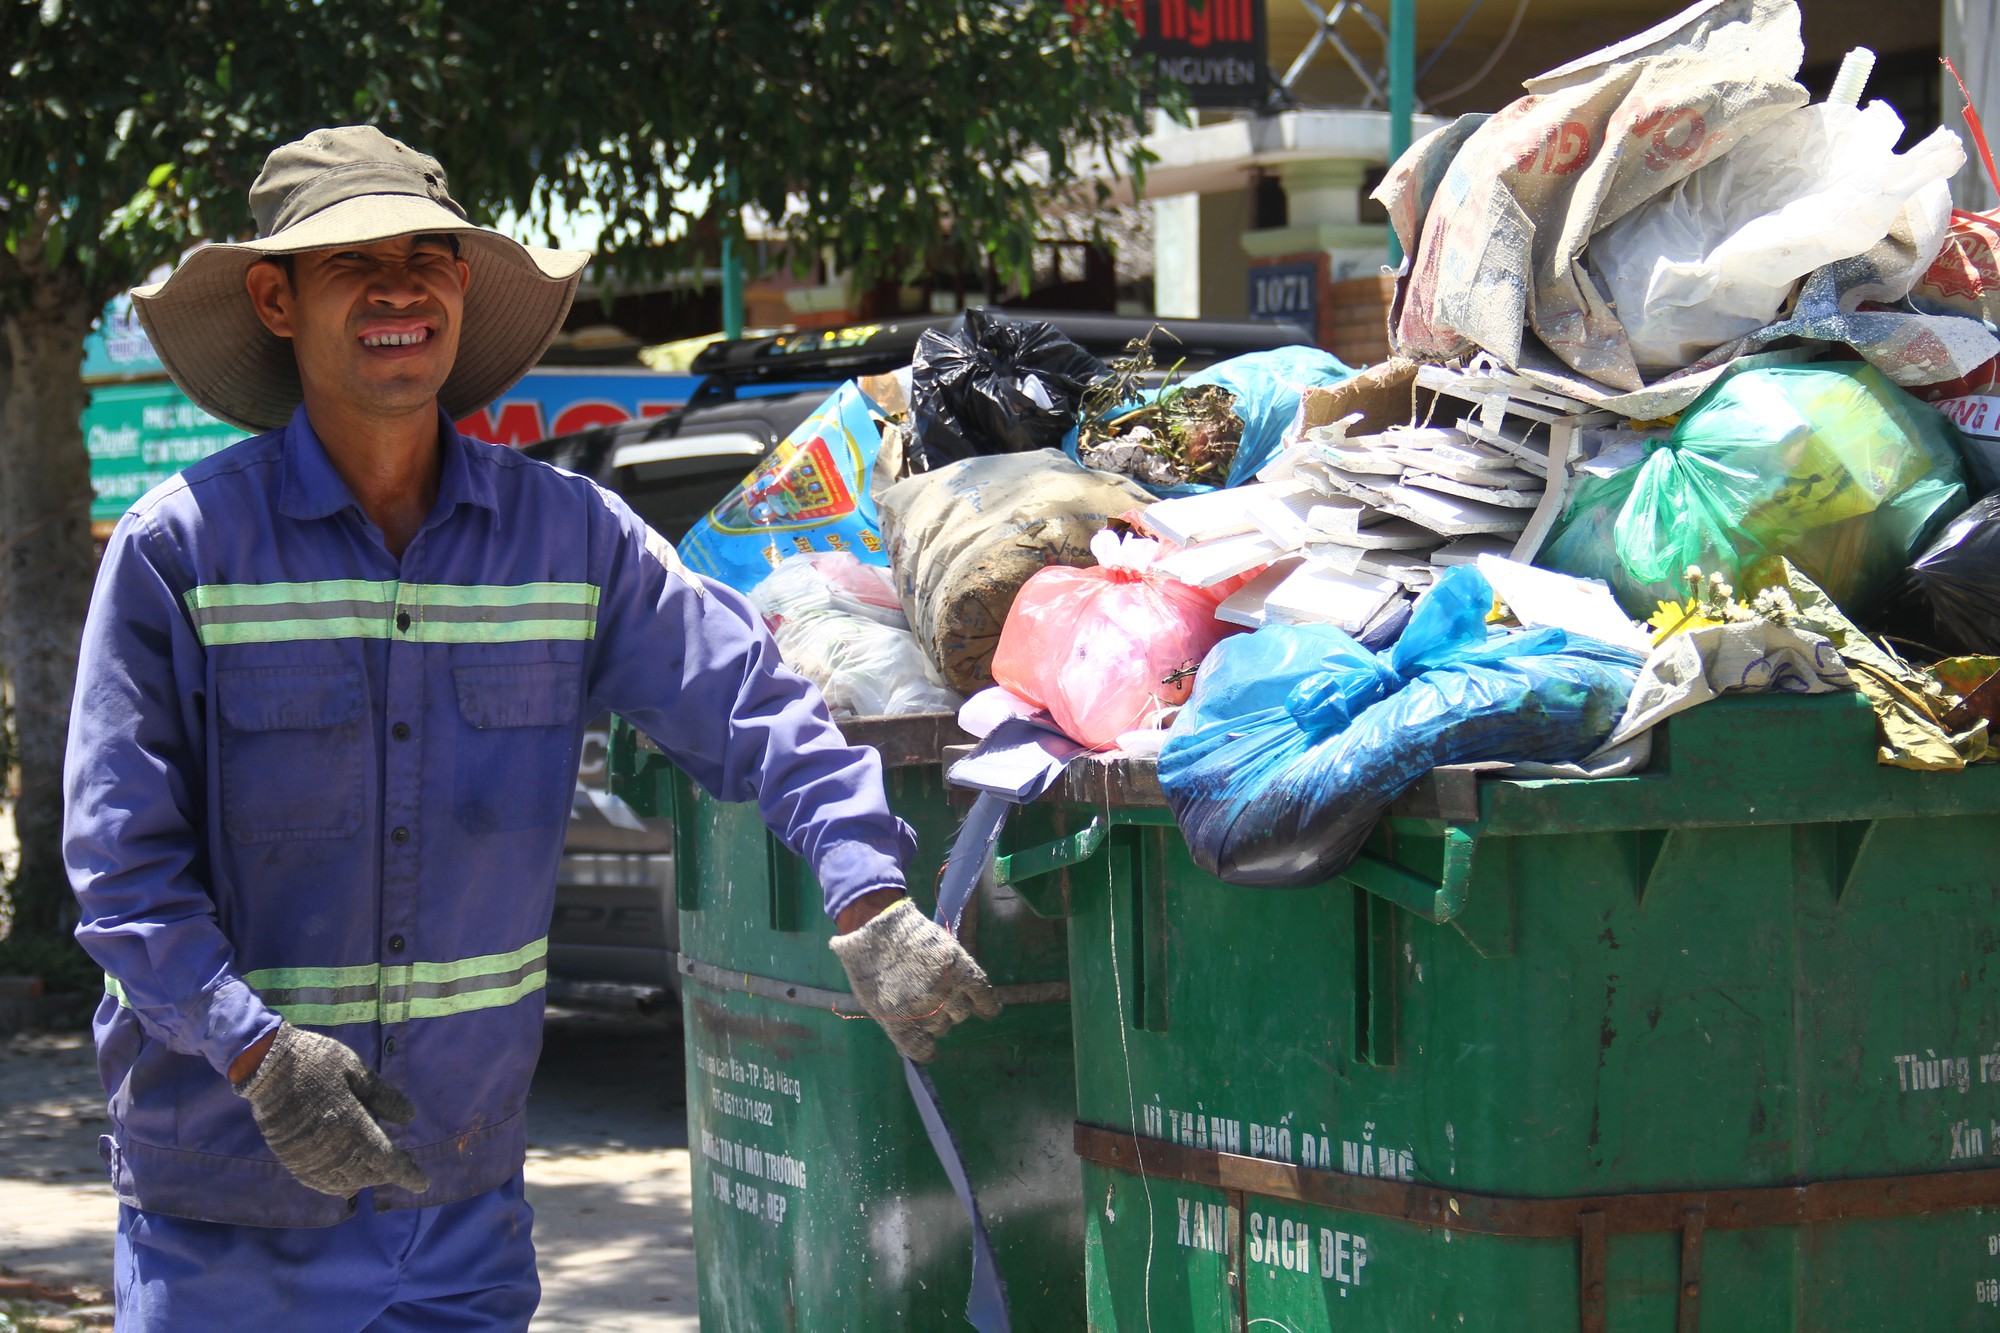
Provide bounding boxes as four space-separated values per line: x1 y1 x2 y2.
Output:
64 408 913 1316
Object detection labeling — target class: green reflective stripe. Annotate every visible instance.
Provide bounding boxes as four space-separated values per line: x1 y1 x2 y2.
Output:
381 964 549 1023
242 962 381 991
404 584 596 644
195 599 397 627
187 579 399 647
396 937 547 986
407 603 592 624
198 618 393 645
252 982 380 1011
377 939 549 1023
401 973 546 1020
265 1000 385 1026
97 967 545 1023
186 581 599 646
411 583 598 610
202 617 593 646
407 619 595 643
232 939 550 1025
100 971 381 1027
186 579 399 610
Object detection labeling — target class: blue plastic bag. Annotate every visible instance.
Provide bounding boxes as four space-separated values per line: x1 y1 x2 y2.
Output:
1071 346 1355 496
679 382 890 592
1188 346 1356 485
1159 567 1642 887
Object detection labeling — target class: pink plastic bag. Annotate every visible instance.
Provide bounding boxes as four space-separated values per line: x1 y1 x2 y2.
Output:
990 532 1234 749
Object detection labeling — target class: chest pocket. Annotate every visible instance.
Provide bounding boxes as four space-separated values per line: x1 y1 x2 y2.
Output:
452 663 581 833
218 667 366 842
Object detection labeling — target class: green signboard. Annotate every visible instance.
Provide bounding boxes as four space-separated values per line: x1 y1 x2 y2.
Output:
84 381 246 524
82 292 167 381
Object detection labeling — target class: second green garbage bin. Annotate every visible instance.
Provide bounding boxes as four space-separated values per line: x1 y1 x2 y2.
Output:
1009 692 2000 1332
610 713 1084 1331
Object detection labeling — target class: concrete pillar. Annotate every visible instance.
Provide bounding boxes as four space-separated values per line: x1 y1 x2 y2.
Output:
1281 159 1368 227
1198 190 1252 319
1239 159 1390 281
1241 158 1397 361
1152 193 1203 318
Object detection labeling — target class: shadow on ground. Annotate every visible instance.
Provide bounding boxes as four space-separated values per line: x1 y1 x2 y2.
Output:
525 1002 698 1332
0 1006 700 1332
529 1003 687 1155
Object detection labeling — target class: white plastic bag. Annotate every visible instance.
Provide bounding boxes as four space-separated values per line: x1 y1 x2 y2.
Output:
1589 100 1964 373
748 554 962 718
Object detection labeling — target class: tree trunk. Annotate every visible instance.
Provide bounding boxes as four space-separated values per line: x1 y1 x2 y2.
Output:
0 280 98 940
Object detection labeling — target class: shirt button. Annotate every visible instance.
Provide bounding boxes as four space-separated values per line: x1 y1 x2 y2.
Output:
387 934 405 953
384 1036 397 1055
391 826 410 845
396 609 412 632
391 722 411 741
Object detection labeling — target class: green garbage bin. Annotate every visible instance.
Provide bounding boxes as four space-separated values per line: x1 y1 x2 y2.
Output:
609 713 1085 1331
1005 692 2000 1332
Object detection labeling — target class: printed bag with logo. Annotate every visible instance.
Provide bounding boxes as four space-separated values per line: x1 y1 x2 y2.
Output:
679 382 890 593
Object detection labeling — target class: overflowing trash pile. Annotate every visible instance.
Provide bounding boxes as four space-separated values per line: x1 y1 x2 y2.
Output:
672 0 2000 888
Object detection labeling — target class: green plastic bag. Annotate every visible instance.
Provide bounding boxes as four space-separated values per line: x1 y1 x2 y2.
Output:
1543 363 1970 619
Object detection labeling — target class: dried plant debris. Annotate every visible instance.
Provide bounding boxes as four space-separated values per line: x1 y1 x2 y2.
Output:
1079 333 1244 489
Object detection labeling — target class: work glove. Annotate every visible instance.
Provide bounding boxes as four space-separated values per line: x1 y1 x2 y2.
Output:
830 897 1002 1063
231 1022 431 1197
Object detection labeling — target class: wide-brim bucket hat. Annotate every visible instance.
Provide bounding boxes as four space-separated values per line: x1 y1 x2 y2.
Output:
132 125 591 433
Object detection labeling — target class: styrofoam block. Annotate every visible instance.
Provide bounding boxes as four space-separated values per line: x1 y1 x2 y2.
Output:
1324 515 1439 551
1316 467 1396 506
1153 530 1284 587
1457 417 1551 476
1145 482 1306 547
1431 534 1515 568
1394 432 1514 471
1214 558 1306 629
1304 496 1386 540
1475 554 1650 652
1300 541 1367 574
1247 489 1320 549
1262 564 1402 634
1402 471 1544 508
1321 446 1408 475
1382 484 1531 535
1358 551 1437 588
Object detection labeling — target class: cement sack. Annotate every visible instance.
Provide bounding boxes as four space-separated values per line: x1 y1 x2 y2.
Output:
1376 0 1811 392
879 450 1155 694
1588 100 1965 374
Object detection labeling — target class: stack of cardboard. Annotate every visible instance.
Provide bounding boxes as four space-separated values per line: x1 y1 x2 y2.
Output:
1137 358 1658 636
1139 480 1404 637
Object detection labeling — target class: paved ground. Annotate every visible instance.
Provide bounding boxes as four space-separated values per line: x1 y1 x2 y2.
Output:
0 1004 699 1331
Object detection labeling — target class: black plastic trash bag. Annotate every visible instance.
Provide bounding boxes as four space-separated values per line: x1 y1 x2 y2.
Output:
1158 567 1642 888
1909 493 2000 655
908 309 1107 471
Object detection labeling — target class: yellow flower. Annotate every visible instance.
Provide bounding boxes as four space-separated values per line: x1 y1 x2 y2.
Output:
1648 599 1720 645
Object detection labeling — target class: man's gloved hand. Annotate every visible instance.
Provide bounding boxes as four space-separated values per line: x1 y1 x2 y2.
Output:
830 897 1002 1063
231 1022 431 1197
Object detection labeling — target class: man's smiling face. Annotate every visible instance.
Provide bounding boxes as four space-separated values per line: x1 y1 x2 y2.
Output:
246 233 472 421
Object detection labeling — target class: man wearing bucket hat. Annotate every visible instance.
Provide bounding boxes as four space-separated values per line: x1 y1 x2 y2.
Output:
63 126 997 1328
